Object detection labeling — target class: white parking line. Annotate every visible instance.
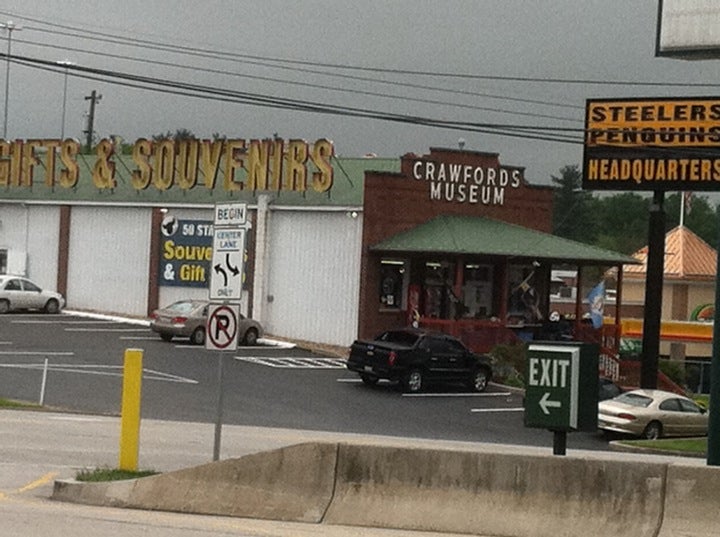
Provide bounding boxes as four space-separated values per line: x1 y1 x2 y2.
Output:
11 319 117 324
236 356 347 369
471 408 525 413
0 362 197 384
64 328 149 332
0 351 74 356
402 392 512 398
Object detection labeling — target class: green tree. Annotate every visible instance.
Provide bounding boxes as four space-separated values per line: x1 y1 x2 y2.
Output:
664 192 718 247
593 192 651 254
551 165 595 244
151 129 197 141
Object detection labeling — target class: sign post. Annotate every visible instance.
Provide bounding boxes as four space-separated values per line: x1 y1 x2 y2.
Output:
524 342 598 455
206 202 249 461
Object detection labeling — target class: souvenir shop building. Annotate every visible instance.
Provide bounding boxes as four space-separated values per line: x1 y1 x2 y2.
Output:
0 138 634 348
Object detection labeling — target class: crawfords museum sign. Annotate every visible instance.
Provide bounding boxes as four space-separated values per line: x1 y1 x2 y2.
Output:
0 137 335 203
412 160 523 206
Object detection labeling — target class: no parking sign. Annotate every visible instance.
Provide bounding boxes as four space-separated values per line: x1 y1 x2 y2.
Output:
205 304 239 351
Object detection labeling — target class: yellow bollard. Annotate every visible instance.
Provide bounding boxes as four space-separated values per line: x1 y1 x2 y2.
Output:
118 348 143 471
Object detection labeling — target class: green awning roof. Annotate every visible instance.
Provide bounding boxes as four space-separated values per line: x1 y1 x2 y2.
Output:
371 215 637 265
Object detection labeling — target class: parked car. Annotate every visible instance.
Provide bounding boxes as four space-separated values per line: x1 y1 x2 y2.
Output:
598 389 708 440
149 299 263 346
346 328 493 393
0 275 65 314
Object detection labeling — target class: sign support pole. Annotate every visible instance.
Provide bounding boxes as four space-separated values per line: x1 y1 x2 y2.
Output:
213 352 225 462
707 208 720 466
552 430 567 456
640 191 665 389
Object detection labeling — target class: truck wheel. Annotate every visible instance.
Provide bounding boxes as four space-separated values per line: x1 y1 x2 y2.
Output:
468 368 490 392
360 373 379 386
403 369 423 393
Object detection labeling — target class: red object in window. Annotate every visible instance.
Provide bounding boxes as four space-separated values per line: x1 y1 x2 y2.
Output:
388 351 397 367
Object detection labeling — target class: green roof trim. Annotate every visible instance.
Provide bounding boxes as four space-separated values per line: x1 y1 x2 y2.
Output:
371 214 637 265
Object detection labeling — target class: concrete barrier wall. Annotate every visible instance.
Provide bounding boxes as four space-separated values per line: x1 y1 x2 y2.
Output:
53 442 339 523
52 441 720 536
658 464 720 537
323 444 666 537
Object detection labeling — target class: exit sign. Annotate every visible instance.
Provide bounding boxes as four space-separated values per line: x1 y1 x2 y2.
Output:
524 343 598 432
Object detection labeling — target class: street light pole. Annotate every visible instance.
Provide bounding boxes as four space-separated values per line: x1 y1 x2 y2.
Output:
1 20 22 140
57 60 75 140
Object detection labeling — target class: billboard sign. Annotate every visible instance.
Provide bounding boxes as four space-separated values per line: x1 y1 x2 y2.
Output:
159 217 213 287
583 97 720 192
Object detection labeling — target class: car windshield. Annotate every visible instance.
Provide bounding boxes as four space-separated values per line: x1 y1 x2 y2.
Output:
614 392 653 408
375 331 420 346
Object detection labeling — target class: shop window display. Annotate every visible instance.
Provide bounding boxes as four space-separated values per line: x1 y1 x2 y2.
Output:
379 259 406 309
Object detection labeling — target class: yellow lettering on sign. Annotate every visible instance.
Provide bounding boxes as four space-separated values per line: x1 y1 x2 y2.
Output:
310 138 334 193
285 139 308 191
92 139 116 189
162 240 213 261
153 139 175 191
59 139 80 188
223 139 245 192
131 139 152 190
587 99 720 148
176 140 198 190
41 140 61 187
199 140 223 189
180 264 206 282
246 139 271 191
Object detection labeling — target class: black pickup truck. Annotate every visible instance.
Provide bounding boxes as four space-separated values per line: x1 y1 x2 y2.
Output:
346 328 493 393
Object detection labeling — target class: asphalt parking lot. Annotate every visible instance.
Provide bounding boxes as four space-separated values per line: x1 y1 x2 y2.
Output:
0 311 610 452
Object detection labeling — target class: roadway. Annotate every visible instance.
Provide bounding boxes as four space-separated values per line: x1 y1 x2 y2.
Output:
0 311 609 451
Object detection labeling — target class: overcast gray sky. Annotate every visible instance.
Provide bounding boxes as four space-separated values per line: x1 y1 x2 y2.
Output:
1 0 718 184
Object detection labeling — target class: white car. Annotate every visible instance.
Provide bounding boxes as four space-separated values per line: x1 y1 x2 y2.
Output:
598 389 708 440
0 275 65 314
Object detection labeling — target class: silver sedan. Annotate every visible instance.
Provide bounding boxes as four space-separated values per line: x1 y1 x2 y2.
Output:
598 389 708 440
150 299 263 346
0 275 65 314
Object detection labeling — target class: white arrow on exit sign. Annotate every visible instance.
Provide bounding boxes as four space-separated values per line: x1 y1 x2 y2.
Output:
539 392 562 415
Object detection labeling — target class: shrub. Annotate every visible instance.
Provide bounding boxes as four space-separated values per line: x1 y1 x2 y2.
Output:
659 358 686 388
489 342 528 387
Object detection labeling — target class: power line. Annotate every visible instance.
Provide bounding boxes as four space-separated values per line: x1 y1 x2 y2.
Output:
4 52 584 145
4 8 720 88
10 37 583 124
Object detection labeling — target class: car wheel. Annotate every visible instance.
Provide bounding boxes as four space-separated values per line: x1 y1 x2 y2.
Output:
360 373 379 386
0 300 9 314
160 333 173 342
642 421 663 440
44 299 60 314
468 368 490 392
403 369 423 393
190 327 206 345
243 328 258 346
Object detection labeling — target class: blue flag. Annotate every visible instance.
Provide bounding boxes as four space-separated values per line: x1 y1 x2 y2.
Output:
587 281 605 329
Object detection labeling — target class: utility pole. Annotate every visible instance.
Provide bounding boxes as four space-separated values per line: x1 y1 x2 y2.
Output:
1 20 23 139
83 90 102 152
